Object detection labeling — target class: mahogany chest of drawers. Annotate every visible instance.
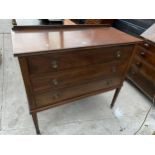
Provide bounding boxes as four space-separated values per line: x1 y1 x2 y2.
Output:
128 40 155 100
11 25 142 134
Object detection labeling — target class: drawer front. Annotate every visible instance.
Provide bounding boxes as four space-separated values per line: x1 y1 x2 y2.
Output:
34 77 122 108
132 57 155 84
128 66 155 99
31 61 127 92
136 46 155 67
28 45 133 75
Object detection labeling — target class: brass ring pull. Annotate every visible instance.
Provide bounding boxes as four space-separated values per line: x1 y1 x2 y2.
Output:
115 51 121 59
136 62 142 68
140 51 146 57
51 60 58 69
144 43 150 48
52 79 58 86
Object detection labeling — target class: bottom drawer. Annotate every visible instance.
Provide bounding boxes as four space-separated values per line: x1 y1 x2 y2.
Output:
34 77 121 108
128 66 155 99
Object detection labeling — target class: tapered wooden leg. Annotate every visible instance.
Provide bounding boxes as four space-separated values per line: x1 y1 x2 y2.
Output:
31 113 41 135
110 87 122 108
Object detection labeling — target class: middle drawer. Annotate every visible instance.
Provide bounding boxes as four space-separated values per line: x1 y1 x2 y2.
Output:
31 61 126 92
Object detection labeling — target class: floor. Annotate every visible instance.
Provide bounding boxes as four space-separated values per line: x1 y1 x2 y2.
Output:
0 19 155 135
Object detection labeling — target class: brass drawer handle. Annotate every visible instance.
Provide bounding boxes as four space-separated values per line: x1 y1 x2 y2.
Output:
144 43 150 48
136 62 142 68
52 92 60 99
51 60 58 69
140 51 146 57
115 51 121 59
52 79 58 86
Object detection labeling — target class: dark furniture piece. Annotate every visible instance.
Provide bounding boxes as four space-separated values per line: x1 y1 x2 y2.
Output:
71 19 86 24
70 19 115 25
12 19 75 26
128 39 155 100
11 25 141 134
114 20 155 100
113 19 155 36
85 19 115 25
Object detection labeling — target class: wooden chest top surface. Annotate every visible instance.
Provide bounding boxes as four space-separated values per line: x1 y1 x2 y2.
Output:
11 25 142 56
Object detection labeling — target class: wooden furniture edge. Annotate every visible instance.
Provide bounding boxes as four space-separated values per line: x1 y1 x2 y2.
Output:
12 42 142 57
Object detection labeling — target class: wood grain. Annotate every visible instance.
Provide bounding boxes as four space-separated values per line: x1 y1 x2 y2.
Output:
31 61 127 92
27 45 133 75
128 65 155 99
11 26 142 56
34 77 122 108
11 25 142 134
128 40 155 101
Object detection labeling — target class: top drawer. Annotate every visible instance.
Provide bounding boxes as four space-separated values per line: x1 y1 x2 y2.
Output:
27 45 133 75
